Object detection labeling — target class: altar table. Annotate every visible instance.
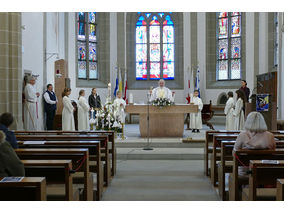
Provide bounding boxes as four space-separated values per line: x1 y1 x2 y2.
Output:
125 104 198 137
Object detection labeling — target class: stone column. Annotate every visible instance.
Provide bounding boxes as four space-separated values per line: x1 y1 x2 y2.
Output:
0 12 23 129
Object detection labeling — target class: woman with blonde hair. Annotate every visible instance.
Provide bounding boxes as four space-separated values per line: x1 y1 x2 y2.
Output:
234 111 276 151
78 89 90 130
62 88 75 131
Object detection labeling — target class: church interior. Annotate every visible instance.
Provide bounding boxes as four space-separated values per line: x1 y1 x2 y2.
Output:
1 5 284 209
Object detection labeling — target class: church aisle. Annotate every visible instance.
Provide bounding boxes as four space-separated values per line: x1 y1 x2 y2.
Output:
102 160 220 201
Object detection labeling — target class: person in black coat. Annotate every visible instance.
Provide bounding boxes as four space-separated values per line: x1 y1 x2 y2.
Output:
43 84 57 130
88 88 101 119
239 80 250 102
0 113 18 149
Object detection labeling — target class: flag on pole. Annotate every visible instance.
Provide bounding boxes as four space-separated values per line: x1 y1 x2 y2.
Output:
186 67 195 104
118 68 123 93
123 69 128 104
195 65 201 98
114 67 118 97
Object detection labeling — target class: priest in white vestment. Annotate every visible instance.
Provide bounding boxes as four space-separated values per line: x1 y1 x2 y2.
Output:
233 90 245 130
113 91 126 124
224 91 235 131
150 79 174 102
190 90 203 133
24 76 40 130
78 90 90 131
62 88 75 131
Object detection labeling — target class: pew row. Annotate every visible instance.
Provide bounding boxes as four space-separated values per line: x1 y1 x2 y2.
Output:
0 177 46 201
276 179 284 201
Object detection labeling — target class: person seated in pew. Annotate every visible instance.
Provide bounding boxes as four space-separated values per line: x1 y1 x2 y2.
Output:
0 131 25 177
224 91 235 131
0 112 18 149
234 112 276 176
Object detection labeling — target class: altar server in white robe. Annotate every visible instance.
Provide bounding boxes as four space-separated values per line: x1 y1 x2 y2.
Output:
233 90 245 130
114 91 126 124
62 88 75 131
150 79 175 102
190 90 203 133
24 76 40 130
224 91 235 131
78 89 90 130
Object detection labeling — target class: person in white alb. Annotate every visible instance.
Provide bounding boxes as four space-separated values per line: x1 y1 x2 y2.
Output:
43 84 57 130
62 88 75 131
233 90 245 130
150 79 175 102
224 91 235 131
24 76 40 130
77 89 90 131
114 91 126 124
190 90 203 133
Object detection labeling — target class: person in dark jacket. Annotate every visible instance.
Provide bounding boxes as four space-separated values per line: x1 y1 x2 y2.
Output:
0 130 25 177
239 80 250 102
88 88 101 119
0 113 18 149
43 84 57 130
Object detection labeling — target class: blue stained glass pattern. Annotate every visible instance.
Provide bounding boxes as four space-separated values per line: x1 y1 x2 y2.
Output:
150 26 160 43
150 16 159 25
146 13 151 18
137 16 147 26
78 42 86 60
89 24 96 42
231 16 241 37
78 12 85 21
78 22 85 40
136 62 147 80
89 43 96 61
136 44 147 62
163 43 174 62
163 15 174 25
89 12 96 23
158 13 164 18
89 62 98 79
150 44 160 61
78 61 87 79
218 18 228 39
231 38 241 58
150 62 160 80
163 25 174 43
136 26 147 43
218 39 228 60
163 61 174 80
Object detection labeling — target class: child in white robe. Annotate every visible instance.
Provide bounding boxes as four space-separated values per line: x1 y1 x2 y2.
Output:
62 88 75 131
114 91 126 124
78 90 90 131
190 90 203 133
233 90 245 130
224 91 235 131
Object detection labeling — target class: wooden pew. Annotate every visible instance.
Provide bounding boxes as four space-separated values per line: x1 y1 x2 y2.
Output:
204 130 284 176
22 159 77 201
210 133 284 186
0 177 46 201
15 148 93 201
18 140 103 200
276 179 284 201
229 149 284 201
242 160 284 201
15 134 111 187
14 130 117 176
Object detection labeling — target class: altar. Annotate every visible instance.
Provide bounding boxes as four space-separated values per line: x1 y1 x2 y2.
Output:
125 104 198 137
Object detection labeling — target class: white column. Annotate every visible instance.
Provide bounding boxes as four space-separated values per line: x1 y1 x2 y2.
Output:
246 12 255 91
110 12 117 98
280 13 284 119
259 12 269 74
183 12 190 102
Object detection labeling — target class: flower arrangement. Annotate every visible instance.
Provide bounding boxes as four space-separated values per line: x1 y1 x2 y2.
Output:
152 98 174 108
93 101 123 133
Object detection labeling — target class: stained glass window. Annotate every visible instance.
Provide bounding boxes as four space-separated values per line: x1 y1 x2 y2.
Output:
77 12 98 80
135 13 175 80
217 12 242 80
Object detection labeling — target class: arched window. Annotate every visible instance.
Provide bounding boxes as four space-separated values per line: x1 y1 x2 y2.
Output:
77 12 98 80
217 12 242 80
136 13 175 80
